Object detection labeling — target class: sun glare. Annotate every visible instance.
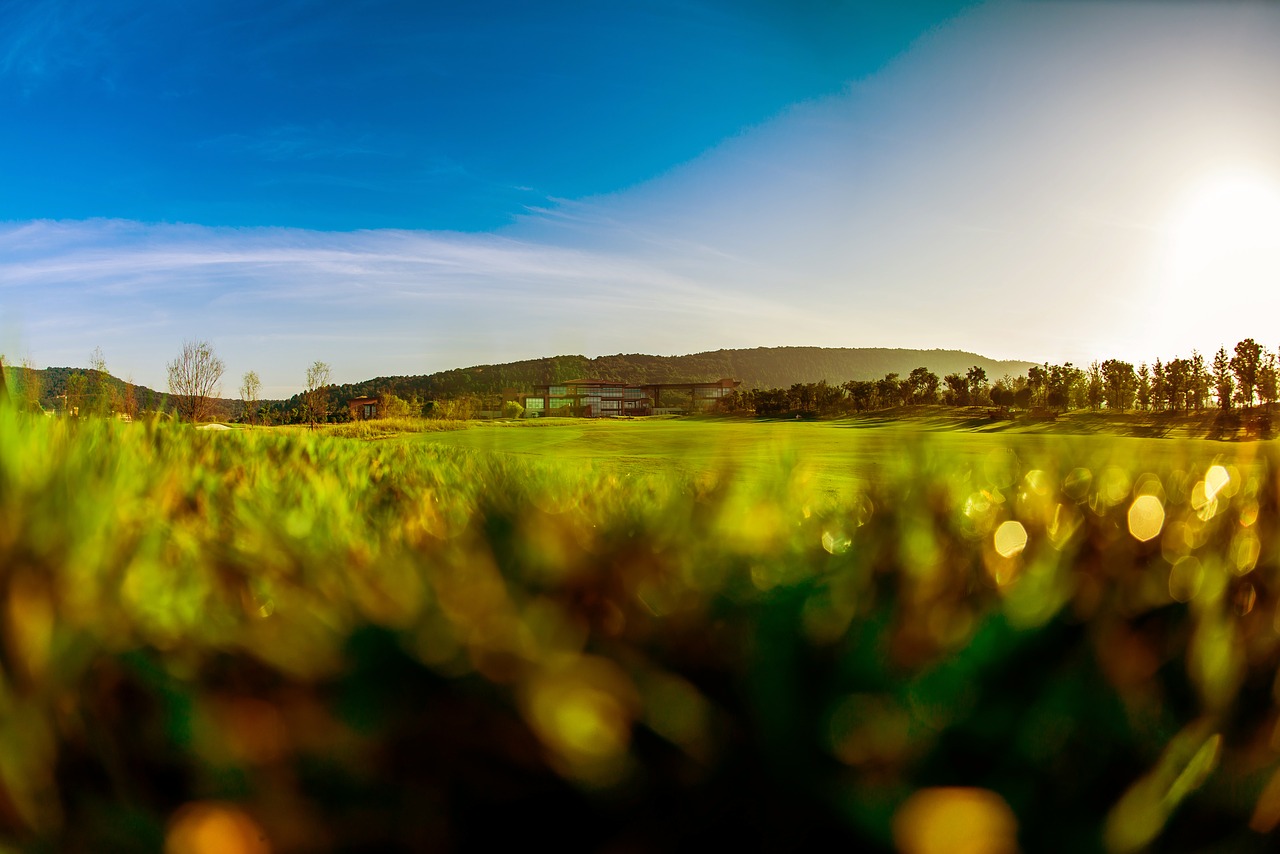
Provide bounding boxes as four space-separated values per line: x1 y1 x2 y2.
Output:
1156 171 1280 346
1166 172 1280 287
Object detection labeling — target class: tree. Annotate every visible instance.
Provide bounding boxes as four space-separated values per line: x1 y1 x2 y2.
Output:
64 371 87 417
430 396 477 421
876 373 900 409
1086 362 1104 411
1136 364 1151 411
88 346 117 417
19 357 42 414
943 373 969 406
843 380 876 412
122 376 139 420
1100 360 1137 411
1258 351 1278 410
380 392 414 418
990 384 1014 408
906 367 940 404
303 361 332 428
240 370 262 425
1163 358 1189 411
1189 350 1209 411
1027 365 1047 407
1150 360 1166 412
167 340 225 423
1046 363 1081 411
1230 338 1263 409
1213 347 1234 410
966 366 988 404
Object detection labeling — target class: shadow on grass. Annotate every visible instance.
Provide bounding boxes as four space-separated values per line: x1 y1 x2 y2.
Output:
831 417 900 430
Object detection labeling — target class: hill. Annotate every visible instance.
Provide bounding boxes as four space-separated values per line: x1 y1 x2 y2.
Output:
8 347 1037 419
1 365 239 420
334 347 1036 401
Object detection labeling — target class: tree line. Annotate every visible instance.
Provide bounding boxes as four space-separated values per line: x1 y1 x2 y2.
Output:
7 338 1279 425
714 340 1279 418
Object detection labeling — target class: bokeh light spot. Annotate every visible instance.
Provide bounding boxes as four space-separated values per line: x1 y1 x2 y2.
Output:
893 787 1018 854
1232 532 1260 575
1235 582 1257 617
165 802 270 854
524 657 638 775
1189 481 1219 522
1204 465 1230 500
1100 467 1133 506
1169 556 1204 603
822 529 851 555
1063 467 1092 501
1127 495 1165 543
1024 469 1053 497
993 521 1028 558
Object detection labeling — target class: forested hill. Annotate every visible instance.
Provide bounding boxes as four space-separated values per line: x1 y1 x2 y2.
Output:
339 347 1037 400
3 365 170 413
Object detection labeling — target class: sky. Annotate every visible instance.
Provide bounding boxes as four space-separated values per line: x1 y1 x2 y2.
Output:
3 0 1280 396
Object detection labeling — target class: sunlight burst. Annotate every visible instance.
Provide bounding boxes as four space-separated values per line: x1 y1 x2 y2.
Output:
1165 172 1280 291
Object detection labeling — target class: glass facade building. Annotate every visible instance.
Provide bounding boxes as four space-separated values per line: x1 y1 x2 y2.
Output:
523 378 740 418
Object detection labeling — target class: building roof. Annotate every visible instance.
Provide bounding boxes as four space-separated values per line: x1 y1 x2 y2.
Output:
561 379 627 386
534 378 741 391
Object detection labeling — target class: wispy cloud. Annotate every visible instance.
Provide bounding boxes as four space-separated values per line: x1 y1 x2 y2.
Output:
0 0 145 91
0 219 821 392
197 125 394 163
0 0 79 82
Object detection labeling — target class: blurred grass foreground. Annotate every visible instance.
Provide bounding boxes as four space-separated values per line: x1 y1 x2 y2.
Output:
3 406 1280 852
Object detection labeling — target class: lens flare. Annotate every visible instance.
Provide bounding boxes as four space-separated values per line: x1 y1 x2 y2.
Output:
993 521 1028 558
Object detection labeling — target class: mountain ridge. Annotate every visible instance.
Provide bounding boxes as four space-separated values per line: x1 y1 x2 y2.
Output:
331 346 1038 402
6 347 1039 414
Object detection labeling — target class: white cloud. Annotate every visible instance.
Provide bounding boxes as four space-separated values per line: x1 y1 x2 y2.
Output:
0 219 819 393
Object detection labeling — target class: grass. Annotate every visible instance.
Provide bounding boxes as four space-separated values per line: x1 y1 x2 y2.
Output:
272 415 473 439
1 408 1278 852
412 414 1250 495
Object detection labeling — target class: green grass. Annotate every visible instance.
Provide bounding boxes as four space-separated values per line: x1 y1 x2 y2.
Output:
414 415 1250 495
1 408 1277 852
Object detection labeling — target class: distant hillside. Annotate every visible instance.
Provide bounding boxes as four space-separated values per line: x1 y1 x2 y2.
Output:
334 347 1037 401
0 365 240 420
1 365 160 412
7 347 1037 420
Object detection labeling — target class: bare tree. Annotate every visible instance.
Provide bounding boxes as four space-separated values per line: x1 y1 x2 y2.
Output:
240 370 262 425
303 361 332 428
167 340 225 423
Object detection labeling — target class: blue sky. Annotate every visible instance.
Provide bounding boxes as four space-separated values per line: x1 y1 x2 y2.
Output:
4 1 1280 396
1 0 970 231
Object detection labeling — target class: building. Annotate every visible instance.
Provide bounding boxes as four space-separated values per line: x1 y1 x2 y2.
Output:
523 378 741 418
348 396 380 420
